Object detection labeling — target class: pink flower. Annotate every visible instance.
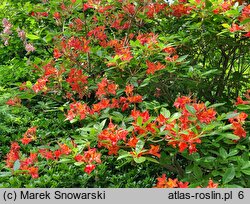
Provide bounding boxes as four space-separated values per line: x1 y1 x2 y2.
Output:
17 29 26 41
25 43 35 52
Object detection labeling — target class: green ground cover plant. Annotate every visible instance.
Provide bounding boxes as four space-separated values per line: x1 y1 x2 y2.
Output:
0 0 249 188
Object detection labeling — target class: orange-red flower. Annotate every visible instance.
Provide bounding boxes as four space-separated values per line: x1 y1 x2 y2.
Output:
229 24 243 32
66 68 88 98
146 60 165 75
155 174 179 188
32 77 48 93
21 127 37 145
207 179 218 188
174 96 192 109
6 142 20 168
66 102 90 121
98 121 128 155
148 145 161 158
84 164 96 174
6 97 21 106
28 166 39 178
96 78 118 98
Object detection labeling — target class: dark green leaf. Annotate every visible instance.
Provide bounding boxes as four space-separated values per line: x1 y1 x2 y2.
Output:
193 165 202 179
222 166 235 184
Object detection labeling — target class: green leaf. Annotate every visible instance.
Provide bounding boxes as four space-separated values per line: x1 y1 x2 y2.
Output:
203 156 216 162
223 184 243 188
26 34 40 40
111 112 124 121
74 162 84 166
176 55 188 62
236 104 250 110
219 147 227 159
202 123 217 132
208 103 226 108
58 158 72 163
13 160 20 171
205 0 212 8
44 34 53 43
220 124 232 131
160 107 170 118
135 139 144 153
25 81 33 88
168 112 181 122
201 69 219 77
225 9 240 16
185 104 196 114
240 18 250 25
99 119 107 130
241 169 250 175
221 133 240 140
212 170 221 177
0 172 12 177
224 112 239 120
146 157 159 164
139 78 151 88
117 153 131 160
241 161 250 170
136 116 143 126
228 149 239 157
193 165 202 179
134 156 146 163
222 166 235 184
117 149 132 160
159 152 171 164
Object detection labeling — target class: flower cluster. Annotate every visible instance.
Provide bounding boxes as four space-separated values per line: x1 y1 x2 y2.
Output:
6 142 20 168
98 120 128 155
66 102 91 121
0 18 12 45
229 112 248 139
65 83 143 121
39 143 72 160
6 142 38 178
146 60 165 75
96 78 118 99
235 89 250 105
6 97 21 106
66 68 88 98
21 127 37 145
74 148 101 174
155 174 218 188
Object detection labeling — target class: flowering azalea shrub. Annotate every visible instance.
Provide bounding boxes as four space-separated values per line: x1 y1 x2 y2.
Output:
0 0 249 188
